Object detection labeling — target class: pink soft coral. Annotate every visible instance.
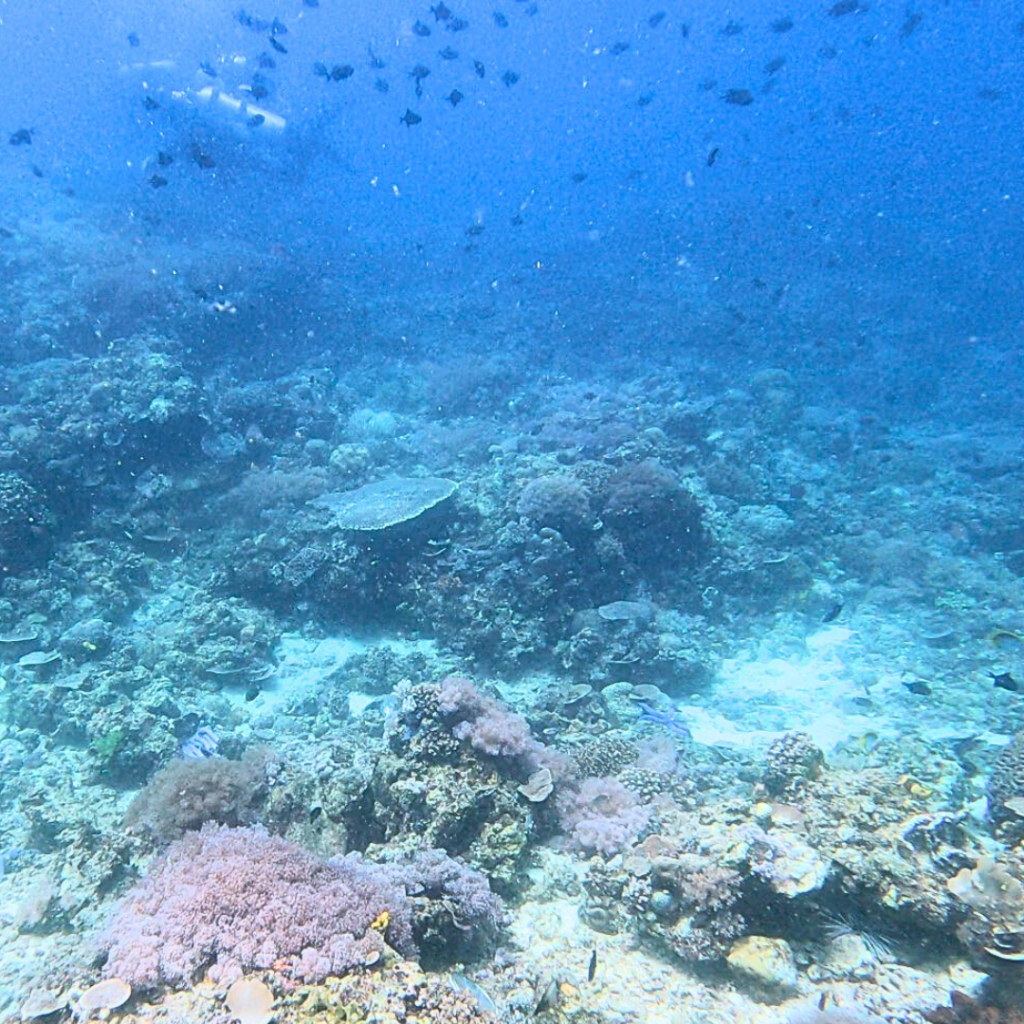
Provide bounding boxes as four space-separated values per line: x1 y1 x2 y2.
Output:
100 824 413 989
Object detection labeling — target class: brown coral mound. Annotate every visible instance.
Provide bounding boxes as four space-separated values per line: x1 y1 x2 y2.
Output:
987 728 1024 826
125 748 275 842
925 991 1024 1023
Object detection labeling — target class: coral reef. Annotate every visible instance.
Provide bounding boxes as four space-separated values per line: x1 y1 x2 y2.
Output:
125 748 278 843
100 824 415 988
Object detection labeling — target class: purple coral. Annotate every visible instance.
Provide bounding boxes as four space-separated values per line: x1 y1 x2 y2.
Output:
437 675 568 776
556 776 652 856
100 824 415 989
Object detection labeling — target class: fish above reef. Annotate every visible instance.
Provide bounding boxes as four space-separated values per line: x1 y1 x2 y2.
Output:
157 150 174 166
903 679 932 696
899 12 922 38
331 64 355 80
648 11 666 28
8 128 33 145
127 31 140 47
770 16 794 32
474 59 485 77
247 113 265 127
180 725 219 759
446 88 464 106
143 95 160 110
992 671 1019 693
764 56 786 74
494 11 508 27
375 78 390 93
148 173 168 188
447 16 469 31
268 35 287 54
723 88 754 105
829 0 864 15
721 19 744 34
501 69 519 86
439 45 459 59
368 46 386 68
199 61 218 77
413 19 432 36
190 144 215 168
431 2 452 21
400 108 422 126
609 40 630 55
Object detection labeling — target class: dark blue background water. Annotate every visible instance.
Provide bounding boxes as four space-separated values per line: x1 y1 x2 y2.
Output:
3 0 1023 413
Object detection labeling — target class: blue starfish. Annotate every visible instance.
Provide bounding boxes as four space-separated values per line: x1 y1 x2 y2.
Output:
637 702 692 740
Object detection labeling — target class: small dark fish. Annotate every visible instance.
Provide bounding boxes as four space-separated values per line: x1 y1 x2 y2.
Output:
0 226 14 238
587 949 598 982
699 78 717 91
304 0 319 6
368 46 386 69
722 88 754 106
770 17 794 32
992 671 1019 693
431 2 451 20
268 35 287 53
465 223 485 236
30 164 43 178
474 59 485 77
609 40 630 55
680 22 690 37
446 88 464 106
524 3 537 13
502 69 519 87
314 61 330 78
157 150 174 166
271 16 288 35
413 20 432 36
818 44 838 59
250 83 269 100
822 601 843 623
447 17 469 31
829 0 862 16
8 128 32 145
707 146 720 166
898 12 922 39
148 174 168 188
977 86 1001 101
648 11 666 28
236 9 269 32
258 53 277 69
331 64 354 80
375 78 390 93
637 91 654 107
190 145 215 169
764 56 786 75
510 213 524 226
571 171 587 182
903 679 932 696
411 64 431 79
439 45 459 60
400 108 422 126
494 11 509 27
200 61 218 77
247 113 265 127
127 31 140 47
143 95 160 110
721 20 744 35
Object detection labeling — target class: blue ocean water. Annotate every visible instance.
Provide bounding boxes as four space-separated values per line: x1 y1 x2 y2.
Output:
2 0 1024 1020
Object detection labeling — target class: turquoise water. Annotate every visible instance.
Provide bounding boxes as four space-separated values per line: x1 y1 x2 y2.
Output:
1 2 1024 1021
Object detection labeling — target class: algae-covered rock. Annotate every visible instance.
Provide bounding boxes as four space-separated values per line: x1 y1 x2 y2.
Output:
726 935 799 997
